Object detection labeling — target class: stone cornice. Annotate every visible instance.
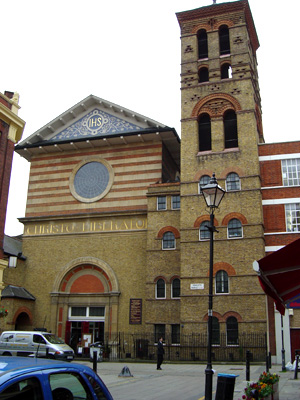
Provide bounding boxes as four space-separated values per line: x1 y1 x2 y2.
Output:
0 102 25 143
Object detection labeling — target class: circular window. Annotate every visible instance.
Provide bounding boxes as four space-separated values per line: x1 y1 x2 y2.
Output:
70 159 114 203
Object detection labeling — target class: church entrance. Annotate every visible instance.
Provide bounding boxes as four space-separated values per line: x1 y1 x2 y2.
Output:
66 306 105 355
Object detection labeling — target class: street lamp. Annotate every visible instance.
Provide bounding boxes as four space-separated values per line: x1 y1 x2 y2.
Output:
200 173 225 400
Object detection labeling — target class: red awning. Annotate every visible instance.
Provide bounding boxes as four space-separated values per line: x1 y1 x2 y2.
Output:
253 238 300 315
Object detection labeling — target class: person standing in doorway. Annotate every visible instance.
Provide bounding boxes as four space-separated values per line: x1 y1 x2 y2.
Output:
157 337 164 370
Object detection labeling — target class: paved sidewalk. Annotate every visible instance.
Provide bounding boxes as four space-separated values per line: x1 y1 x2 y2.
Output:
77 360 300 399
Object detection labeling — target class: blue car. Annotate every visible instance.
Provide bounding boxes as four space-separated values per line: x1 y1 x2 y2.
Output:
0 356 113 399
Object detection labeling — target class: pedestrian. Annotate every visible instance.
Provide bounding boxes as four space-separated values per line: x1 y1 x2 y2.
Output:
157 337 164 370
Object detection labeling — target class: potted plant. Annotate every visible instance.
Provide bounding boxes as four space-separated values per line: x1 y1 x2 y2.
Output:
258 372 279 400
0 306 8 318
243 381 274 400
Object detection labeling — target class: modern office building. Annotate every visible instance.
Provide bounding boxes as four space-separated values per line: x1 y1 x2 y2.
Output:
259 142 300 363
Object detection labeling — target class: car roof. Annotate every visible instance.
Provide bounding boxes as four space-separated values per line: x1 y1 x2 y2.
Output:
0 357 93 383
1 331 52 335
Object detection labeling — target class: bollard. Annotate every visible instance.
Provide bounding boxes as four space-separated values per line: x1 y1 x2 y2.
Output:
215 373 238 400
250 389 259 400
246 350 250 381
294 355 299 380
93 350 97 373
266 354 269 372
118 366 133 377
46 347 49 359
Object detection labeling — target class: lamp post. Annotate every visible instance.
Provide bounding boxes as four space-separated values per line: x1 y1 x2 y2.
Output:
200 173 225 400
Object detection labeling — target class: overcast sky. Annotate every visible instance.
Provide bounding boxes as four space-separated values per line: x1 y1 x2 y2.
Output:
3 0 300 236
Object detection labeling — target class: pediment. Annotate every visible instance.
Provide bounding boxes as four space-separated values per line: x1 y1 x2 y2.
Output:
50 108 142 142
17 94 170 148
15 95 180 168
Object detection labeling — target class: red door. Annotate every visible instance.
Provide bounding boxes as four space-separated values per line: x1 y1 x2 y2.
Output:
65 321 71 345
290 329 300 361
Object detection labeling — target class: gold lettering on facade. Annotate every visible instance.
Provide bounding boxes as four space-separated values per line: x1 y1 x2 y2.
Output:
65 223 75 233
88 117 102 128
122 221 129 230
25 217 147 236
52 225 60 234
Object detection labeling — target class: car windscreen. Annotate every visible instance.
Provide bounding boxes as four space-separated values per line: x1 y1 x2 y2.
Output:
43 334 65 344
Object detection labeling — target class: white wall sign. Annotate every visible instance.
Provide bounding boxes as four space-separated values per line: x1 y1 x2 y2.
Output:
190 283 204 290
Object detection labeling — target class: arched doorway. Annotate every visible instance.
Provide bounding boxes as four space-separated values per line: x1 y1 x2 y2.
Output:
15 312 32 330
51 257 120 355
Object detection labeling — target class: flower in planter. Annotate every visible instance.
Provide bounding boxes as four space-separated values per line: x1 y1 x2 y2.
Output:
243 381 273 399
258 371 280 384
0 306 8 318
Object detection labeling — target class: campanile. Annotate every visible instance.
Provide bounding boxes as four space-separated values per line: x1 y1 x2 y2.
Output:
176 1 267 337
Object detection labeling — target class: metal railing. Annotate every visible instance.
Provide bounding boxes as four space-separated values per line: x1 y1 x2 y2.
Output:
100 332 267 362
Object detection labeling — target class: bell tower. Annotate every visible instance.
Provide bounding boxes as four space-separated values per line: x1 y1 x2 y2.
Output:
176 0 267 336
177 0 263 181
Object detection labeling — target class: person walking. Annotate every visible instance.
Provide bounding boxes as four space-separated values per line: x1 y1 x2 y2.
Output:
157 337 164 370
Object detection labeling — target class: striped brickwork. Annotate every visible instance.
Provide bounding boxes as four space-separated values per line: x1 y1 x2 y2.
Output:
25 142 163 217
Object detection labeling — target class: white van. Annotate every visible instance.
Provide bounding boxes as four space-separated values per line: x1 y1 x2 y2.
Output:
0 331 74 361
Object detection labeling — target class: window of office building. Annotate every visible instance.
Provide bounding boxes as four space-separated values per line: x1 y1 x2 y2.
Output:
282 159 300 186
285 203 300 232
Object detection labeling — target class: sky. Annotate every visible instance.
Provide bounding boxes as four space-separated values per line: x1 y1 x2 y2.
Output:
3 0 300 237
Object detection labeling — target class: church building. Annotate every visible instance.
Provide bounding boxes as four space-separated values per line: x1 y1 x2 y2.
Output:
3 0 286 361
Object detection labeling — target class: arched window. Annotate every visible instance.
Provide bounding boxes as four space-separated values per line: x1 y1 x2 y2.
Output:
198 114 211 152
219 25 230 55
226 173 241 191
216 270 229 293
226 316 238 345
224 110 238 149
212 316 220 345
156 279 166 299
197 29 208 59
221 63 232 79
228 218 242 238
199 175 210 194
172 278 180 298
198 67 209 83
162 232 175 249
200 221 210 240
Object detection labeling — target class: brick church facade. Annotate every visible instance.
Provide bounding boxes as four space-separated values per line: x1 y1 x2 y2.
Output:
2 1 300 363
